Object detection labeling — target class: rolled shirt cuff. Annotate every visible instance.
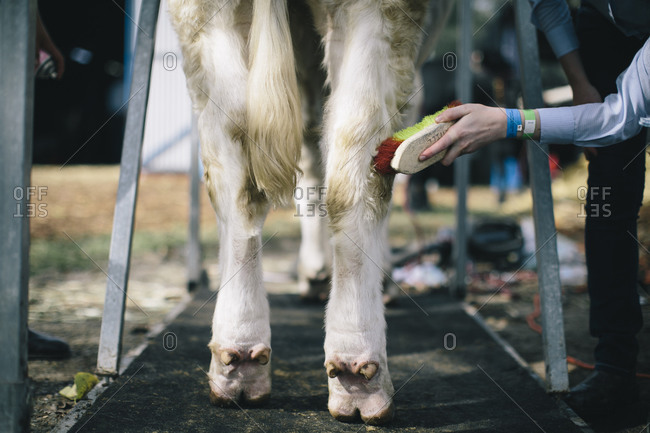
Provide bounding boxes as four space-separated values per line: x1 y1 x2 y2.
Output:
544 23 580 58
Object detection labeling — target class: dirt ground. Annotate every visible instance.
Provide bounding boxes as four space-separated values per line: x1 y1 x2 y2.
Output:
27 160 650 432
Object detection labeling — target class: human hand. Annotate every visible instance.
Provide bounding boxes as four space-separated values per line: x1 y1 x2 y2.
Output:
572 81 601 106
35 13 64 78
560 50 601 106
419 104 507 166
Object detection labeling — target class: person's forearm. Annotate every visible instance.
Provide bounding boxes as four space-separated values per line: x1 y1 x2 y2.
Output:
558 50 602 104
529 0 600 105
559 50 589 89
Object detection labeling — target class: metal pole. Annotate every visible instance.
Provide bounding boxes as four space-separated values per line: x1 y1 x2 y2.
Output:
416 0 456 68
452 0 472 298
514 0 569 393
96 0 161 376
187 114 202 291
0 0 36 431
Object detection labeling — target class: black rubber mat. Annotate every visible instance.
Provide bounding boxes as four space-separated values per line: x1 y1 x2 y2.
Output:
68 289 585 432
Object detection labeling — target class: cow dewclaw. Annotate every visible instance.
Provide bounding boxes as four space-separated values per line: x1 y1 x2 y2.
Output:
219 349 239 366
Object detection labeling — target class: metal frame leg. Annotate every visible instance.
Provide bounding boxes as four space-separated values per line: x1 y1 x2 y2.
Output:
0 1 36 431
514 0 569 393
452 0 472 299
96 0 161 376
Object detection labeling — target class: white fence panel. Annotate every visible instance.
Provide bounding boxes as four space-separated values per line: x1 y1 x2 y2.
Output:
140 0 193 173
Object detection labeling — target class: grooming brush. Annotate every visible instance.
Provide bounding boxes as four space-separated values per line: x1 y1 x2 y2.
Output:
374 101 461 175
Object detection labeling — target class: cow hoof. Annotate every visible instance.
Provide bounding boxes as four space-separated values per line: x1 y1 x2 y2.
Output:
325 358 394 425
360 397 395 425
328 385 394 425
209 386 271 407
208 343 271 406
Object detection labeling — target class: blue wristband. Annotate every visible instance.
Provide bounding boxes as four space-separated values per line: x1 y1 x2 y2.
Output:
505 109 522 138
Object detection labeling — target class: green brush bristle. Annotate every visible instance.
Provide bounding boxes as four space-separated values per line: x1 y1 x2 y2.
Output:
392 105 451 142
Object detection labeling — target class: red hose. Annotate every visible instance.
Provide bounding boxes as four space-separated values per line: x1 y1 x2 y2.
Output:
526 294 650 379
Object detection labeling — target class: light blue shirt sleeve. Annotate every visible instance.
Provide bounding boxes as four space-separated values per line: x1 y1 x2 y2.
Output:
539 39 650 147
529 0 580 58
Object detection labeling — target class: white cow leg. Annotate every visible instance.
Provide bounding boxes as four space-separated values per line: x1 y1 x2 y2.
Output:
188 13 272 405
296 135 330 301
203 112 272 405
314 0 428 424
324 212 395 424
320 11 396 428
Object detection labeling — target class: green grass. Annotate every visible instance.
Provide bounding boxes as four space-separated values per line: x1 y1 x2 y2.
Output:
28 204 458 276
29 229 194 275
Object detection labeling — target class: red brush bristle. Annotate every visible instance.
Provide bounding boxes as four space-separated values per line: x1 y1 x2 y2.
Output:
373 100 462 176
374 137 403 175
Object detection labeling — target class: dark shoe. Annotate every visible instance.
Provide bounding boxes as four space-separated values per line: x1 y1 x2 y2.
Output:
28 329 71 360
565 370 639 412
